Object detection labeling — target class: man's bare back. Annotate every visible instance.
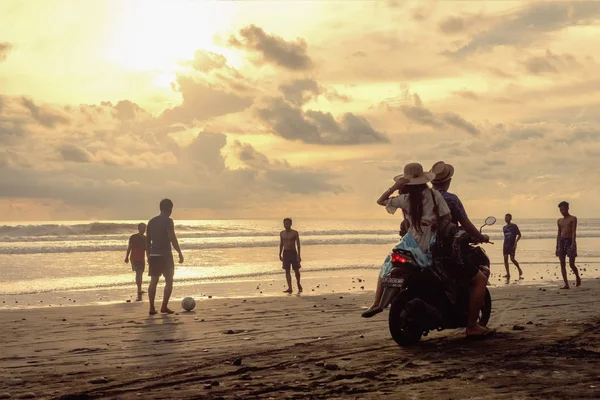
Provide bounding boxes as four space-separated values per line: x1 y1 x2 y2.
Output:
280 229 299 251
558 215 577 238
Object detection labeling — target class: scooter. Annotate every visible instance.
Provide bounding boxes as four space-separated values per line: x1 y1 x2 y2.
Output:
379 217 496 346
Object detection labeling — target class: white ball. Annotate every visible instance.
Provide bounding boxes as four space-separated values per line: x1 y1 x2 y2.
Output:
181 297 196 311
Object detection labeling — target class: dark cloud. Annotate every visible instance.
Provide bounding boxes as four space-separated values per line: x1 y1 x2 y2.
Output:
401 105 442 127
445 2 600 58
443 113 480 136
185 132 227 174
59 144 94 163
279 79 320 106
264 169 344 194
228 25 313 70
21 97 70 128
232 141 289 171
399 93 479 135
453 90 480 100
160 76 253 124
523 50 581 75
438 16 465 34
231 141 343 194
258 98 388 145
0 42 12 62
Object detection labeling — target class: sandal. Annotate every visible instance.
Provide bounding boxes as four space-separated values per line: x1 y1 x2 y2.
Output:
361 307 383 318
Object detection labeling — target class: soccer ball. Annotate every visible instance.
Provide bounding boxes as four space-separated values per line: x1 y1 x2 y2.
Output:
181 297 196 312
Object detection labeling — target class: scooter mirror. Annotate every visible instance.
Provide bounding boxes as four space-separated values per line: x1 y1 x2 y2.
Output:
485 216 497 226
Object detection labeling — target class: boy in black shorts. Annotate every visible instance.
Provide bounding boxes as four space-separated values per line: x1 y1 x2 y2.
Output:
279 218 302 294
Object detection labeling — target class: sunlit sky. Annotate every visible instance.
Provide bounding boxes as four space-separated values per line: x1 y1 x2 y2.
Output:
1 0 600 221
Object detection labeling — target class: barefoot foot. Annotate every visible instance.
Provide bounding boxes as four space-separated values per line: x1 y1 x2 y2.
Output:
560 285 570 290
149 308 157 315
298 285 303 293
576 277 582 287
160 307 174 314
283 288 293 294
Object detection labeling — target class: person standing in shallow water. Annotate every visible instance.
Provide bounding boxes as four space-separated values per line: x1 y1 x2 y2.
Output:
279 218 303 294
146 199 184 315
556 201 581 289
125 222 147 301
502 214 523 280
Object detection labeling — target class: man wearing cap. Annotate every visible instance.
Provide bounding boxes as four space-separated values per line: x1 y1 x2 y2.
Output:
430 161 494 338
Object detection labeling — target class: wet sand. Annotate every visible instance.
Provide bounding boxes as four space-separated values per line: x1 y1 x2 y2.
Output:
1 279 599 399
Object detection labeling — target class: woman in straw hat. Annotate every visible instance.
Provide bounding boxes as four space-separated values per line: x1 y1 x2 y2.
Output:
361 162 451 318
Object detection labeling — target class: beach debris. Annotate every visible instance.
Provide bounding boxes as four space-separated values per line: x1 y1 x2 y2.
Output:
315 361 325 367
359 335 365 338
360 286 365 290
477 375 485 381
233 358 243 366
512 325 525 331
224 329 237 335
126 300 131 303
16 393 36 399
62 319 67 322
239 374 252 381
211 381 220 387
203 384 212 390
208 296 213 299
324 363 340 371
313 305 317 308
526 321 534 325
88 377 109 384
404 362 418 368
339 296 343 299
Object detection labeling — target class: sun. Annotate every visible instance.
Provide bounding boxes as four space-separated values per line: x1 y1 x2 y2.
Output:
107 0 234 71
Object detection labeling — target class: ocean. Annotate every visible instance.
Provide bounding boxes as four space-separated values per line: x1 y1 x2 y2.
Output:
1 218 599 309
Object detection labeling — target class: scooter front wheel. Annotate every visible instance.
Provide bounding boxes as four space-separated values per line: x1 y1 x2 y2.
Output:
478 288 492 327
388 292 423 346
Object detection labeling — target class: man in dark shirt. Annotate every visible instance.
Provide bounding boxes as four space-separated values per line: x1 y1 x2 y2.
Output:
125 222 146 301
146 199 184 315
503 214 523 280
431 161 493 338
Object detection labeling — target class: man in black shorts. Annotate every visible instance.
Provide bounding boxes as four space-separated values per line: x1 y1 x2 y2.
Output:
146 199 184 315
279 218 303 294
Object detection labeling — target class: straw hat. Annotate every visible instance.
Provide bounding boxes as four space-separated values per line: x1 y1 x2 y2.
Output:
393 163 436 185
431 161 455 184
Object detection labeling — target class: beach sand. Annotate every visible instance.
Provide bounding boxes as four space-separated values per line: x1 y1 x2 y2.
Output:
1 279 599 399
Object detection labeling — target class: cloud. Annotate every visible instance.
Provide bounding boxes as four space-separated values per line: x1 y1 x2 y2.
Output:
232 141 343 194
232 140 289 171
258 98 388 145
452 90 480 100
0 42 12 62
443 113 480 136
228 25 313 70
398 93 480 135
190 50 228 72
446 2 600 58
21 97 70 128
58 144 94 163
523 50 582 75
279 79 320 106
160 76 253 124
438 16 465 34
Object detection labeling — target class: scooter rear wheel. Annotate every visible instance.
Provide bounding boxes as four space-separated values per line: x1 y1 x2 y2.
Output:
389 293 423 346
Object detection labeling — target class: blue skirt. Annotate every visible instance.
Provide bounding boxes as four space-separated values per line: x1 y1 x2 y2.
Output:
379 232 435 278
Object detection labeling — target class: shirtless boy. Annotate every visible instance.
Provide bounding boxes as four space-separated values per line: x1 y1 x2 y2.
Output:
556 201 581 289
279 218 302 294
